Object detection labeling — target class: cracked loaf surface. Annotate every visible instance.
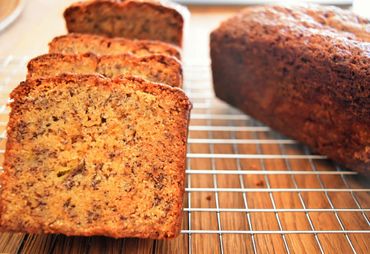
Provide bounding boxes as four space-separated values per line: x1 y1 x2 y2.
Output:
27 53 182 87
211 5 369 173
0 74 191 238
49 33 181 60
64 0 187 47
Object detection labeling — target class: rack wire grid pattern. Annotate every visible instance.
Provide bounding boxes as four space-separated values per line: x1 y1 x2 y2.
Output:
0 56 369 253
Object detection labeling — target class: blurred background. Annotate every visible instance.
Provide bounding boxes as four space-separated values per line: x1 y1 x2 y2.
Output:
0 0 368 58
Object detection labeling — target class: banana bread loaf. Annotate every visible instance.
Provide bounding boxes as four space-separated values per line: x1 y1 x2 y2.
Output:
49 33 181 60
27 53 182 87
64 0 187 47
0 74 191 238
211 5 369 173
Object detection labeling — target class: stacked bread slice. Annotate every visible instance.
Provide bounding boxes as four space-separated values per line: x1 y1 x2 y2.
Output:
63 0 188 47
27 53 183 87
49 33 182 59
0 0 191 239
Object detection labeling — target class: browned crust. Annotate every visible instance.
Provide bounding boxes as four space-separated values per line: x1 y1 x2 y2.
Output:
210 5 370 174
49 33 182 60
26 52 98 78
26 52 183 87
3 74 191 238
11 74 191 114
27 52 98 68
64 0 185 47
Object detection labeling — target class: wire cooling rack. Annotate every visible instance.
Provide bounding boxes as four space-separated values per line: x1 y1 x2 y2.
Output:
0 56 369 253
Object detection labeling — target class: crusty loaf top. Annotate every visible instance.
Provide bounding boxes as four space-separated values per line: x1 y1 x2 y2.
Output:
216 5 369 41
213 5 370 72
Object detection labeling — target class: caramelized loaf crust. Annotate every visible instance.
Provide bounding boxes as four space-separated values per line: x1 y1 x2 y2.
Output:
27 53 183 87
0 74 191 238
49 33 181 60
64 0 186 47
211 5 370 173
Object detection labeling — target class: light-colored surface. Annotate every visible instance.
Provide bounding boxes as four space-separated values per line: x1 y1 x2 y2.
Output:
352 0 370 18
0 1 369 253
0 0 72 57
175 0 353 5
0 0 24 32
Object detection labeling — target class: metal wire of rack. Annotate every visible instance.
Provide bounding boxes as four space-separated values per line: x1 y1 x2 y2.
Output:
0 56 369 253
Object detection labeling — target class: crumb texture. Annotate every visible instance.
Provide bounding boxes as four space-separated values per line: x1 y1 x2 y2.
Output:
1 75 191 238
64 0 184 46
49 33 181 60
210 5 370 173
27 53 182 87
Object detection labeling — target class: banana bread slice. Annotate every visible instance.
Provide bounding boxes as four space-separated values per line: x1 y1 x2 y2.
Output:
27 53 182 87
211 5 369 173
64 0 187 47
0 74 191 238
49 33 181 60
